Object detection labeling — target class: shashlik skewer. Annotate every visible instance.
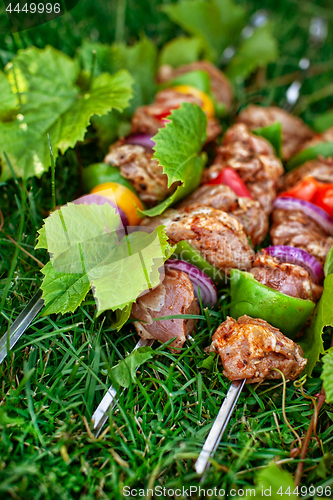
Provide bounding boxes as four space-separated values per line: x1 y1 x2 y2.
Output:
92 337 155 438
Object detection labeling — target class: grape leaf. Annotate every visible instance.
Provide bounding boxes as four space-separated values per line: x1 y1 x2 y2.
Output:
110 347 154 388
0 72 17 121
0 46 133 181
300 274 333 376
158 36 204 68
78 37 157 111
142 102 207 217
321 348 333 403
226 25 279 81
162 0 246 63
254 462 297 499
37 203 173 323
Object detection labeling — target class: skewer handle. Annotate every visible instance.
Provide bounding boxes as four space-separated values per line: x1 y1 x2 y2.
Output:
195 379 245 475
92 337 154 437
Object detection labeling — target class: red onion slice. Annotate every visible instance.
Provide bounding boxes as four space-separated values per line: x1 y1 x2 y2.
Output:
73 194 129 227
274 196 333 235
125 134 156 150
265 245 324 284
165 259 217 307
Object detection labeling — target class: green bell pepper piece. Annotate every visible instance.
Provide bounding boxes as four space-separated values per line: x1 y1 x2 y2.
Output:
230 269 315 339
173 240 225 284
287 141 333 171
82 163 136 194
253 122 282 159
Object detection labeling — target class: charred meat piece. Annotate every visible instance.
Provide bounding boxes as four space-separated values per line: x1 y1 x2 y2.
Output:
177 184 268 245
141 205 254 273
250 252 323 302
131 88 222 143
279 158 333 193
209 316 307 384
131 268 199 350
202 124 284 214
271 208 333 266
104 140 178 207
157 60 233 110
237 105 314 161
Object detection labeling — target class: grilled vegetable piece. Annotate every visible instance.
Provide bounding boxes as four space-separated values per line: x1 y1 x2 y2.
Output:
131 88 221 143
141 205 254 274
251 252 323 302
271 205 333 266
104 140 179 207
157 61 233 111
229 269 315 338
131 268 199 350
177 183 268 245
90 182 144 226
237 105 314 160
280 158 333 193
209 316 307 383
202 123 283 214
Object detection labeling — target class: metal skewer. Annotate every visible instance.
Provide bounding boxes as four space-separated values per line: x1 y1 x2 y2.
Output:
195 379 245 474
0 290 44 364
92 337 155 437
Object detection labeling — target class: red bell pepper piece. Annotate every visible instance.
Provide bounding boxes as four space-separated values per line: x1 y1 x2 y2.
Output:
281 176 319 203
314 184 333 218
206 167 253 199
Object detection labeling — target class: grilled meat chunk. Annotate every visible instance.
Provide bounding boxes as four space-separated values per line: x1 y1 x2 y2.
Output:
141 205 254 273
210 316 307 384
271 208 333 266
202 124 283 214
177 184 268 245
237 105 314 160
131 88 221 143
250 252 323 302
279 158 333 193
131 268 199 350
104 140 178 207
157 60 233 110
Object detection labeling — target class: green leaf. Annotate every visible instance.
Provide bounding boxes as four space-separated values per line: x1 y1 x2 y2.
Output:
199 352 216 370
226 25 279 81
37 203 173 321
0 46 133 181
40 261 91 316
162 0 246 63
110 37 158 112
324 246 333 277
110 347 154 388
287 142 333 171
141 102 207 217
158 36 204 68
0 71 17 121
78 37 157 111
312 111 333 133
253 122 282 158
300 274 333 376
254 462 297 499
321 348 333 403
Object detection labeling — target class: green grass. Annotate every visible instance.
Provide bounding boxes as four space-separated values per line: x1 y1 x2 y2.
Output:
1 1 333 499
